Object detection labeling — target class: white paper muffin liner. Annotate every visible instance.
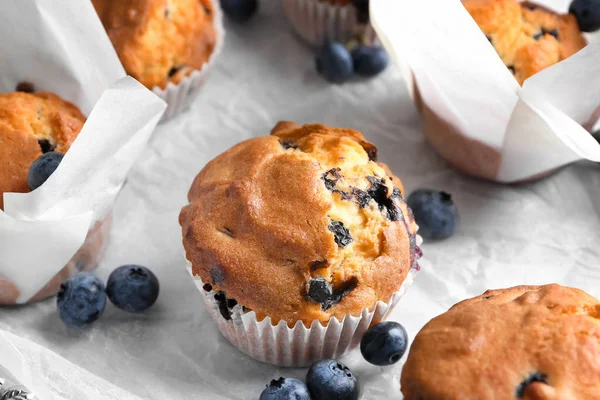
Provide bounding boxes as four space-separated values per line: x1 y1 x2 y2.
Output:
186 234 422 367
152 0 225 121
282 0 378 47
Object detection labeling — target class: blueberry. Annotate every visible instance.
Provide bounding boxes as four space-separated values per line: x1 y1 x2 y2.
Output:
307 277 333 303
516 372 548 398
328 221 353 247
259 378 310 400
569 0 600 32
406 189 458 240
27 151 64 190
360 321 408 366
351 45 389 77
220 0 258 23
316 41 353 84
57 273 106 328
106 265 159 312
306 360 359 400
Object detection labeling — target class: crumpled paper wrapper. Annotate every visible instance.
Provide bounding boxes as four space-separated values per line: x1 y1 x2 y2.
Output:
371 0 600 183
0 0 166 304
0 2 599 399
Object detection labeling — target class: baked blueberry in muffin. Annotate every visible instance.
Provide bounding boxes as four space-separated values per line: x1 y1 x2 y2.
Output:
180 121 419 325
401 284 600 399
92 0 217 90
0 90 85 209
464 0 587 84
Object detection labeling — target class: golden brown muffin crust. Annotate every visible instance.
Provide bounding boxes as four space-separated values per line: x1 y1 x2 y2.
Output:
464 0 587 84
0 92 85 209
401 284 600 400
92 0 216 90
180 122 418 325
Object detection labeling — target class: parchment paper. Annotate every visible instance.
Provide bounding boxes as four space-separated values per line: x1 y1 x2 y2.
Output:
0 0 166 303
371 0 600 182
0 1 599 399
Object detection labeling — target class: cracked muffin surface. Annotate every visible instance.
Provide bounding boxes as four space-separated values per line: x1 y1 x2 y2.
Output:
464 0 586 84
180 121 418 325
92 0 216 90
401 284 600 400
0 91 85 209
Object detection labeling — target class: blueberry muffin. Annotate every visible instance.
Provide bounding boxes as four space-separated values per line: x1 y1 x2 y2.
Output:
180 122 419 326
92 0 216 90
464 0 587 84
0 90 85 209
401 284 600 399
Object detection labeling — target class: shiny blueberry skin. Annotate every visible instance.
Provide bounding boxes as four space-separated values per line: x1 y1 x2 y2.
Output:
569 0 600 32
57 273 106 328
106 265 159 312
407 189 458 240
306 359 359 400
27 151 64 190
316 41 354 84
259 378 310 400
360 321 408 366
220 0 258 23
351 45 389 77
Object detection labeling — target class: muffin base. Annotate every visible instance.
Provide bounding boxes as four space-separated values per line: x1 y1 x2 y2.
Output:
0 210 113 305
152 0 225 121
186 250 420 367
283 0 377 47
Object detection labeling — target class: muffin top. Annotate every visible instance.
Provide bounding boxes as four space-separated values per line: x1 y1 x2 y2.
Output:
401 284 600 400
180 122 418 325
464 0 586 84
92 0 216 90
0 91 85 209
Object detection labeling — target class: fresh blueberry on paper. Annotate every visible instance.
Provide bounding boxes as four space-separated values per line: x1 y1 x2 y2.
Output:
106 265 159 312
220 0 258 23
259 378 310 400
316 41 354 84
57 273 106 328
28 151 64 190
407 189 458 240
360 321 408 366
351 45 389 77
306 359 359 400
569 0 600 32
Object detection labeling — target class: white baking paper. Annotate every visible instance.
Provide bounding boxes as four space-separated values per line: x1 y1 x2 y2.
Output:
0 2 599 400
371 0 600 182
0 0 166 303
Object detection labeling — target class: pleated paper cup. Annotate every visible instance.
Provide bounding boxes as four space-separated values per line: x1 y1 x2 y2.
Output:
282 0 377 47
152 0 225 121
186 234 422 367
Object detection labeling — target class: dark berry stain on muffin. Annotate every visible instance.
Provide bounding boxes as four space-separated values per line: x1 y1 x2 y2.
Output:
310 260 328 271
223 227 235 238
366 176 402 221
359 140 378 161
322 277 359 311
483 295 493 300
214 291 237 320
328 221 353 247
16 81 35 93
516 372 548 398
280 140 298 150
202 3 212 15
38 139 55 154
210 266 226 284
508 65 516 73
322 168 342 191
203 283 213 292
307 277 333 303
307 276 359 311
168 65 185 78
533 29 560 41
165 7 170 18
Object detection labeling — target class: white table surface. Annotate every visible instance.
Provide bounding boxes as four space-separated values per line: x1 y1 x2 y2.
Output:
1 1 600 399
